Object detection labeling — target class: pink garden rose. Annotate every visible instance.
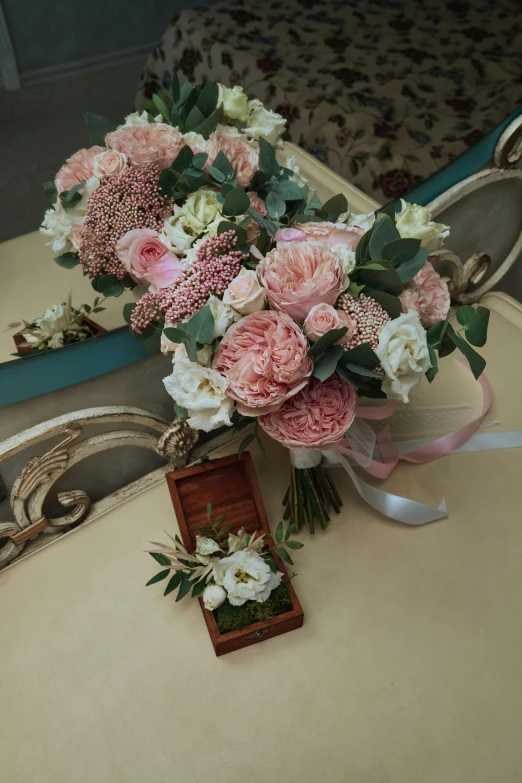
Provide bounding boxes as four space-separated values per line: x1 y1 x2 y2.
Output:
105 123 185 170
207 129 259 188
399 262 450 327
259 375 357 448
93 149 128 179
303 303 355 346
55 145 104 194
248 191 267 217
116 229 183 292
257 241 345 322
275 221 363 250
213 310 313 415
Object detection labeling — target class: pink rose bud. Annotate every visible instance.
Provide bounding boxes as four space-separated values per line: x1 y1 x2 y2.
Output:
93 149 128 179
303 303 342 342
116 228 183 293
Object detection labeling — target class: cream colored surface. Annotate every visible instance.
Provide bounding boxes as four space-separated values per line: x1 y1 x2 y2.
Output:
0 142 378 366
1 294 521 783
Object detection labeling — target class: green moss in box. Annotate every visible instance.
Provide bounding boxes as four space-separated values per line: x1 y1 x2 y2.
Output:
214 581 293 634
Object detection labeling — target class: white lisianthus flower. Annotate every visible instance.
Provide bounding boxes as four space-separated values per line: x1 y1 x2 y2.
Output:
217 83 250 121
206 294 240 339
182 131 208 152
163 358 234 431
395 200 449 251
36 304 72 335
331 244 357 277
375 310 431 403
40 201 79 254
202 584 227 611
284 155 309 188
339 211 376 233
243 99 286 146
213 550 283 606
117 110 150 129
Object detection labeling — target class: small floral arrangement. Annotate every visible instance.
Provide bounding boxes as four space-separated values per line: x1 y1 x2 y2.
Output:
40 74 288 300
146 503 302 633
6 294 105 355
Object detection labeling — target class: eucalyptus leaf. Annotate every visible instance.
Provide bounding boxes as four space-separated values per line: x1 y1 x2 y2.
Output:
426 345 438 382
463 305 490 347
258 137 280 178
171 145 194 173
96 274 125 298
43 181 58 202
313 345 344 381
184 304 215 344
368 214 400 259
207 165 225 183
217 221 247 244
360 259 403 295
192 152 208 169
174 403 188 419
318 193 348 221
381 237 421 264
197 79 219 117
54 252 80 269
210 150 235 179
276 179 306 201
185 105 205 131
59 181 85 209
367 290 402 318
396 247 430 283
378 201 397 220
123 303 136 324
222 187 250 216
84 111 117 146
427 320 449 347
355 228 371 264
307 327 347 357
343 362 382 378
362 263 387 271
183 334 198 362
266 190 286 219
448 325 486 379
341 343 379 369
163 326 186 343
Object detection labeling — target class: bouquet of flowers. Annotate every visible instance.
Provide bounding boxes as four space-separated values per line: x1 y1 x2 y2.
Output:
40 74 288 305
6 293 105 355
146 503 302 633
131 186 490 531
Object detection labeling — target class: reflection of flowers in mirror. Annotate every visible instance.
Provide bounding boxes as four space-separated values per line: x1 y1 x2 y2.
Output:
5 293 106 355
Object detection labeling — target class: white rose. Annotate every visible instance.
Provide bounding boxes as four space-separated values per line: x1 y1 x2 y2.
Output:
217 84 249 121
213 550 283 606
181 190 220 234
222 269 267 315
207 294 240 339
395 200 449 251
93 150 127 179
182 131 207 152
163 358 234 432
160 206 196 255
331 244 356 277
244 100 286 146
117 110 149 129
202 584 227 611
284 155 309 188
375 310 431 403
339 211 376 233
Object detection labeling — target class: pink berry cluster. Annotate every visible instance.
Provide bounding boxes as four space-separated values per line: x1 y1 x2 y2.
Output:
131 230 246 333
80 166 172 279
337 292 390 350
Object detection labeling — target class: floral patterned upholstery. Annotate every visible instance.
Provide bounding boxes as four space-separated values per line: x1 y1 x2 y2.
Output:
137 0 522 203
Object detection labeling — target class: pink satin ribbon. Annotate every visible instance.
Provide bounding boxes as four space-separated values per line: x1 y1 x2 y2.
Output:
340 361 493 480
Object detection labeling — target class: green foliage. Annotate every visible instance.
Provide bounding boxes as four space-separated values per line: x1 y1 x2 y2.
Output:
369 214 400 259
222 187 250 217
359 259 403 295
307 327 348 357
59 181 85 210
425 310 489 382
317 193 348 222
258 137 281 178
162 306 215 361
84 111 116 146
215 581 292 634
366 290 402 318
43 181 58 203
54 252 80 269
265 191 286 219
313 345 344 381
456 305 490 347
91 273 125 298
123 302 136 325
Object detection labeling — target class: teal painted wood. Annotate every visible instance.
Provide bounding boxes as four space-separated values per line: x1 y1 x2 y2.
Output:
0 329 151 407
403 104 522 207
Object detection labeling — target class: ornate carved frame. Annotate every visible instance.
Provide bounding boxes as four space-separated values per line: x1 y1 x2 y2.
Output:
428 115 522 303
0 408 252 571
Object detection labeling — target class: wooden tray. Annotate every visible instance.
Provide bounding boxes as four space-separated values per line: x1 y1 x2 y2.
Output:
166 453 304 656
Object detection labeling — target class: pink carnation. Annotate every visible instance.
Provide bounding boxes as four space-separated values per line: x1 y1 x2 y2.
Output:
259 375 357 448
105 123 185 170
54 146 104 194
207 129 259 188
275 221 363 249
213 310 313 415
399 262 450 327
257 241 345 322
116 229 182 293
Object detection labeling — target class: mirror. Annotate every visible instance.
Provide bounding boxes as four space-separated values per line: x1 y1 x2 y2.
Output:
0 231 137 365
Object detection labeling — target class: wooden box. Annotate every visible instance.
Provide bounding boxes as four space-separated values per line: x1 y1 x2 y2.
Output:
13 318 106 356
166 453 304 656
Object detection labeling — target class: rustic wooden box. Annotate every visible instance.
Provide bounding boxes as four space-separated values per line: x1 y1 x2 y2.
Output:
166 453 304 656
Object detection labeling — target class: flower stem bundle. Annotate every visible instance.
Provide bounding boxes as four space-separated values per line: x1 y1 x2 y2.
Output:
283 464 343 533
